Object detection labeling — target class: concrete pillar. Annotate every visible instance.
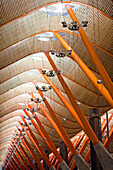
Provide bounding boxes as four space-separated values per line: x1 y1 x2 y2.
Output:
73 153 90 170
49 166 56 170
60 161 70 170
94 142 113 170
59 137 68 164
89 108 103 170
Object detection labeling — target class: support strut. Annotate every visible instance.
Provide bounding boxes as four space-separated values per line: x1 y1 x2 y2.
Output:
52 31 113 107
19 119 56 170
65 4 113 99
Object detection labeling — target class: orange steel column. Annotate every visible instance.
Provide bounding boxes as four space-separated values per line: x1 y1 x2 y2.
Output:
23 109 53 149
13 137 36 170
23 107 70 170
15 130 44 170
84 116 113 163
18 119 54 169
9 162 15 170
27 100 65 144
101 114 113 134
68 134 85 164
16 150 28 170
71 136 89 170
65 4 113 99
37 103 66 143
9 145 25 170
29 94 77 154
52 31 113 107
11 142 29 170
30 92 76 149
72 116 111 170
44 51 85 131
23 109 64 164
39 69 99 145
29 96 89 169
13 153 24 169
104 126 113 149
9 159 15 169
18 143 36 170
11 158 19 169
7 164 12 170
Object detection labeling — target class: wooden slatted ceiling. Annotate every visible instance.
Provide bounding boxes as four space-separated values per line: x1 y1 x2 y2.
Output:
0 0 113 167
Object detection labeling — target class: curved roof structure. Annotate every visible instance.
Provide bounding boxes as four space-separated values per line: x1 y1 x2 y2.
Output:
0 0 113 168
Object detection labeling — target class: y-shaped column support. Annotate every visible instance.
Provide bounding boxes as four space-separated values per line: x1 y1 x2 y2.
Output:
65 4 113 98
15 130 44 170
19 119 56 170
24 106 70 170
39 69 113 170
52 31 113 107
30 94 89 170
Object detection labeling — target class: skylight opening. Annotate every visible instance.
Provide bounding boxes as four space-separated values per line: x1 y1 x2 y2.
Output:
38 37 50 41
39 3 82 16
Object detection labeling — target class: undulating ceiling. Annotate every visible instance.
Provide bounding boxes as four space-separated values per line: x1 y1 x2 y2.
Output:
0 0 113 168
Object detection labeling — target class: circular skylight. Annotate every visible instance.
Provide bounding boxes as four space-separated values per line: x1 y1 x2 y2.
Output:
39 3 82 16
38 37 50 41
35 32 66 41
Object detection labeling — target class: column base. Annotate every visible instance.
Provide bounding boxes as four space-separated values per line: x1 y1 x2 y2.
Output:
74 153 90 170
49 166 56 170
94 142 113 170
60 161 70 170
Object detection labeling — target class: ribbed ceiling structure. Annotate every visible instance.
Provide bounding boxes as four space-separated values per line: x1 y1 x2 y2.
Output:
0 0 113 168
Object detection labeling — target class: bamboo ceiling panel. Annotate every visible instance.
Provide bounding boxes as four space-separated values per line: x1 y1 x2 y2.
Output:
1 0 112 26
1 5 112 53
0 55 102 95
0 0 113 168
0 74 110 110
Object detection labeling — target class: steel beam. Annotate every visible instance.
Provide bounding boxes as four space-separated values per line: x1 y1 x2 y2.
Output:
23 109 65 164
14 151 25 168
106 112 110 152
84 125 113 164
68 134 85 164
15 130 44 170
44 51 85 131
65 4 113 99
19 119 55 169
52 31 113 107
13 153 24 169
9 162 15 170
29 93 78 152
104 126 113 150
8 145 24 170
71 136 89 170
9 160 15 170
39 69 99 145
29 95 89 170
23 109 53 149
11 142 29 170
18 143 36 170
7 165 11 170
39 69 113 169
101 114 113 136
14 136 36 170
11 157 19 169
59 137 68 164
23 107 70 170
84 115 113 163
